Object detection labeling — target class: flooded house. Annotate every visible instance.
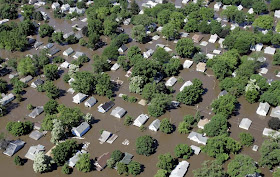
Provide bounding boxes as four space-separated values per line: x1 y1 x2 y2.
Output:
148 119 161 132
262 128 280 138
94 152 111 171
61 4 70 13
28 106 44 118
208 34 219 43
270 106 280 118
190 145 201 155
196 62 206 72
60 61 70 68
73 52 85 59
72 93 88 104
97 101 115 113
239 118 252 130
275 10 280 18
264 46 276 55
98 130 112 143
63 32 75 40
133 114 149 127
119 152 134 165
197 118 210 129
24 144 45 161
29 130 44 140
170 161 189 177
187 131 208 145
183 60 193 69
214 2 222 11
20 75 33 84
118 45 128 53
143 49 154 58
63 47 74 56
84 97 97 108
192 34 203 43
110 106 126 118
165 77 177 87
34 41 43 49
31 78 44 88
111 63 120 71
72 122 90 137
51 2 60 10
256 102 270 116
3 140 25 157
34 122 41 130
0 93 15 106
69 150 87 168
0 68 11 77
179 81 193 92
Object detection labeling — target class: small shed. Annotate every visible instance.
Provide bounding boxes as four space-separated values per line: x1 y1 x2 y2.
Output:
98 131 112 143
31 79 44 88
264 47 276 55
123 18 131 25
118 45 128 53
165 77 177 87
196 62 206 72
25 144 45 160
180 81 193 92
187 131 208 145
248 8 254 14
28 106 44 118
111 63 120 71
208 34 219 43
256 102 270 116
73 93 88 104
133 114 149 127
63 47 74 56
72 122 90 137
190 145 201 155
192 34 203 43
98 101 115 113
270 106 280 118
84 97 97 108
197 119 210 129
20 75 33 84
29 130 44 140
183 60 194 69
149 119 161 132
3 140 25 156
110 107 126 118
94 152 111 171
239 118 252 130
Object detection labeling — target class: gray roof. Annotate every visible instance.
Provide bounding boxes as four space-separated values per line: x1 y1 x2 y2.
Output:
32 79 44 87
69 150 87 167
170 161 189 177
29 130 44 140
45 43 54 49
119 152 133 164
63 32 75 39
270 106 280 118
72 122 90 136
63 47 74 55
34 41 43 48
149 119 161 130
187 131 208 145
218 90 228 98
133 114 149 126
85 97 97 107
24 144 45 160
119 45 128 52
3 140 25 156
20 75 33 83
75 33 83 40
28 106 44 118
110 107 126 118
49 48 61 56
98 131 111 143
239 118 252 130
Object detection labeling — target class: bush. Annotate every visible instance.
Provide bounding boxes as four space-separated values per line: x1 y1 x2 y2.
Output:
14 156 24 166
27 104 34 110
62 163 72 174
268 117 280 130
52 56 65 63
124 116 134 126
239 132 254 146
111 150 124 162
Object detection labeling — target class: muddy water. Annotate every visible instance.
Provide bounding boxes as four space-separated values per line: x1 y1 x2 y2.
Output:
0 1 278 177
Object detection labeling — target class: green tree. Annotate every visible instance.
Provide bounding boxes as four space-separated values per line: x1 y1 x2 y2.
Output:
33 152 52 173
34 49 50 69
170 11 185 29
131 25 147 43
44 64 59 81
43 81 60 99
103 19 117 36
44 99 58 115
6 121 33 136
154 169 168 177
22 5 34 20
51 140 79 166
260 81 280 107
259 138 280 169
0 4 18 19
204 114 228 137
152 47 171 64
76 153 92 172
253 15 273 29
239 132 254 147
271 0 280 11
17 57 36 76
129 76 144 94
136 135 157 156
128 161 142 176
160 118 174 134
50 119 64 144
176 38 198 58
227 154 259 177
156 153 176 173
71 71 96 95
124 116 134 126
273 168 280 177
14 156 24 166
184 19 199 33
193 160 225 177
57 105 84 129
273 51 280 65
157 10 171 25
111 150 124 162
174 144 193 159
102 45 119 60
92 55 110 73
177 122 191 134
62 163 71 174
41 114 57 131
116 162 128 175
268 117 280 130
148 94 172 117
39 24 54 38
163 58 181 77
211 94 237 118
130 0 140 15
253 1 268 14
162 23 180 40
0 79 8 93
193 53 207 64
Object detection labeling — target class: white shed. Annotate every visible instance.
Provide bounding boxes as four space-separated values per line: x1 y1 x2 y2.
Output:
239 118 252 130
208 34 219 43
84 97 97 107
149 119 161 132
72 93 88 104
180 81 193 92
183 60 193 69
256 102 270 116
165 77 177 87
110 107 126 118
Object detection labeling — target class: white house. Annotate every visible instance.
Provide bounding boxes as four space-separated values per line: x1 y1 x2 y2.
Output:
72 93 88 104
275 10 280 18
183 60 193 69
110 107 126 118
170 161 189 177
24 144 45 161
196 62 206 72
256 102 270 116
180 81 193 92
111 63 120 71
208 34 219 43
190 145 201 155
118 45 128 53
98 130 112 143
98 101 115 113
270 106 280 118
72 122 90 137
264 47 276 55
143 49 154 58
3 140 25 157
149 119 161 132
165 77 177 87
0 93 15 106
63 47 74 56
237 5 243 11
28 106 44 118
84 97 97 108
248 8 254 14
187 131 208 145
60 61 70 68
133 114 149 127
61 4 70 13
251 43 263 52
239 118 252 130
31 79 44 88
73 52 85 59
51 2 60 10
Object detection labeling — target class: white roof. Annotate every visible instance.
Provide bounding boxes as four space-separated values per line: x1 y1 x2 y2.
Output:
24 144 45 161
270 106 280 118
239 118 252 130
256 102 270 116
149 119 161 131
133 114 149 127
180 81 193 92
152 35 160 40
264 47 276 55
237 5 243 11
110 107 126 118
165 77 177 87
190 145 201 155
170 161 189 177
208 34 218 43
60 61 70 68
200 41 208 46
213 50 221 54
206 53 215 59
248 8 254 14
73 93 88 103
259 68 268 75
183 60 193 68
111 63 120 71
275 10 280 18
187 131 208 145
263 128 280 138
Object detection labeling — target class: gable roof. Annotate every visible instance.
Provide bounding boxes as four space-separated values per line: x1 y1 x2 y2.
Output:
25 144 45 160
28 106 44 118
239 118 252 130
188 131 208 145
119 152 133 164
95 152 111 171
170 161 189 177
29 130 44 140
3 140 25 156
72 122 90 136
270 106 280 118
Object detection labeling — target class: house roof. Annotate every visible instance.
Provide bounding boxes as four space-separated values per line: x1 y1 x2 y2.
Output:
28 106 44 118
263 128 280 138
187 131 208 144
33 79 44 86
190 145 201 155
72 122 90 136
196 62 206 72
180 81 193 92
63 32 75 39
170 161 189 177
165 77 177 87
64 47 74 55
239 118 252 130
110 107 126 118
29 130 44 140
119 152 133 164
0 93 15 105
183 60 193 68
3 140 25 156
270 106 280 118
134 114 149 126
20 75 33 83
73 93 88 102
192 34 203 43
264 47 276 55
73 52 85 58
197 119 210 129
75 33 83 40
69 150 87 167
24 144 45 160
95 152 111 170
99 131 112 143
149 119 161 130
49 48 61 56
257 102 270 115
85 97 97 106
111 63 120 71
101 101 115 111
218 90 228 98
119 45 128 52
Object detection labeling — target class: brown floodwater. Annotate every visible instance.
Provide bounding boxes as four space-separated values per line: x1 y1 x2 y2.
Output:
0 1 278 177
